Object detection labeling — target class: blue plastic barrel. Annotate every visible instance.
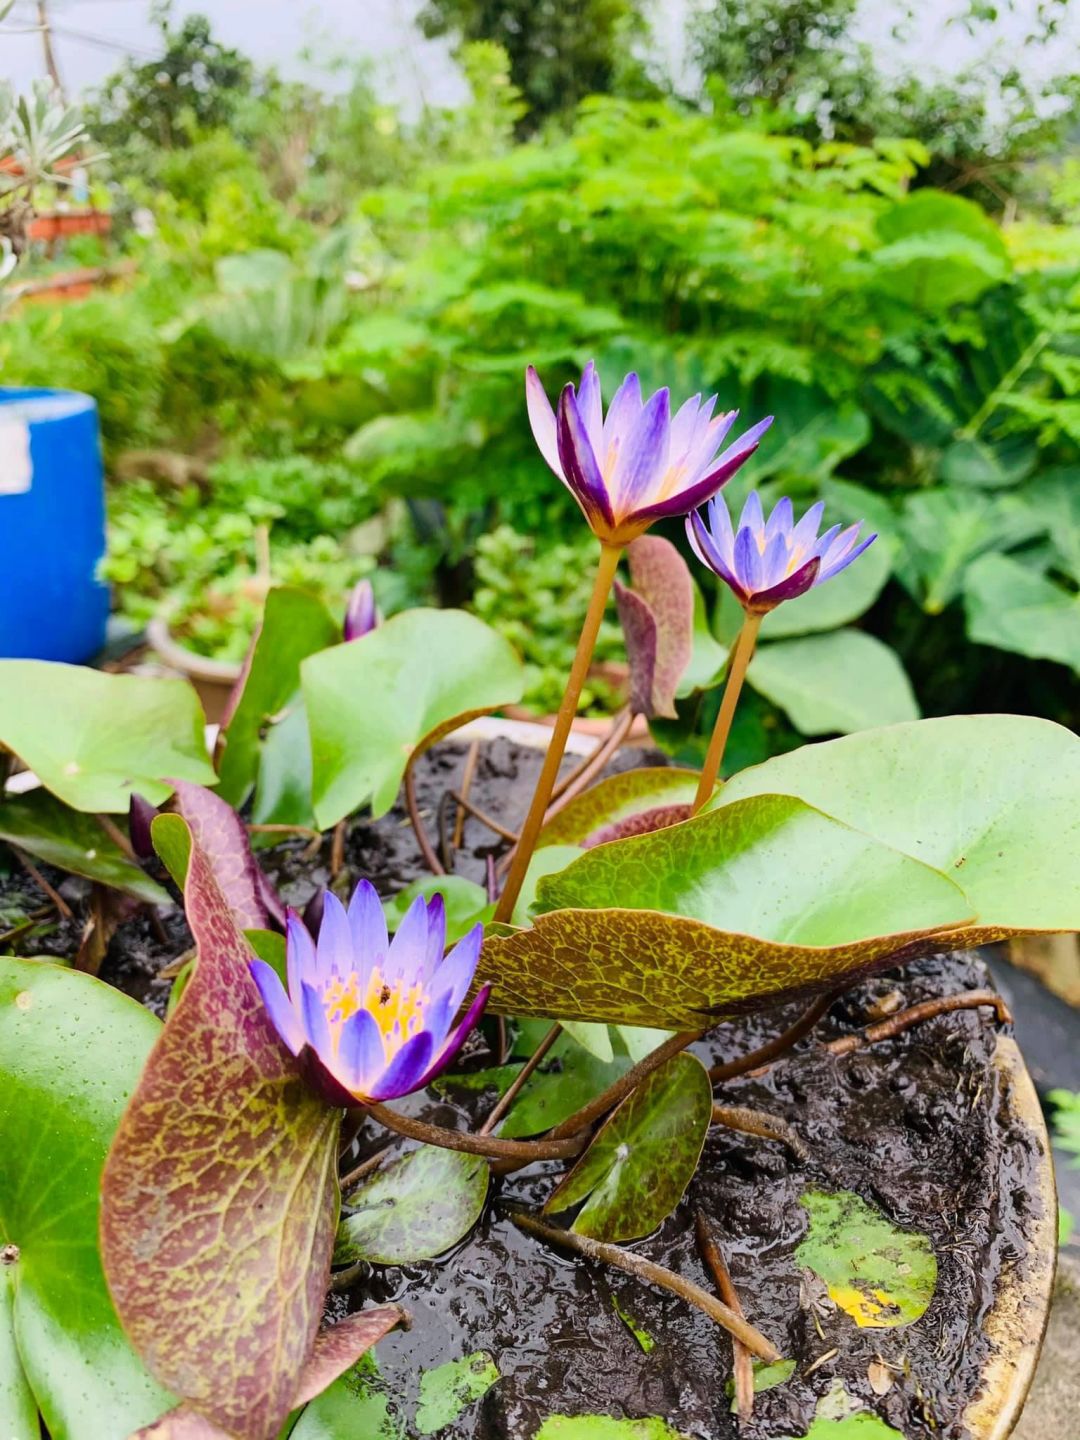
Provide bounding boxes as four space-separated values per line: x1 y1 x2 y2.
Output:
0 387 109 662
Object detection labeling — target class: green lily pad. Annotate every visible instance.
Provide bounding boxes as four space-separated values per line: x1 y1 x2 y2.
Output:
479 795 969 1027
101 818 341 1440
512 845 584 926
0 661 215 812
335 1145 488 1266
500 1032 634 1139
781 1411 904 1439
534 1419 691 1440
215 586 340 827
290 1355 401 1439
537 769 698 850
0 790 169 903
796 1190 937 1329
0 958 172 1438
717 715 1080 942
382 876 494 943
561 1021 615 1062
303 609 524 826
726 1358 796 1409
415 1352 500 1435
545 1053 712 1241
748 630 919 736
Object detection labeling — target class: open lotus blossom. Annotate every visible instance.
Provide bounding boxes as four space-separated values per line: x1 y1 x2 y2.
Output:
687 492 876 614
250 880 489 1106
526 361 774 545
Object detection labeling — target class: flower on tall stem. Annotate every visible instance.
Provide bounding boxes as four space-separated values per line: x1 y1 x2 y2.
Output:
526 362 773 547
250 880 489 1106
686 492 876 812
495 365 773 926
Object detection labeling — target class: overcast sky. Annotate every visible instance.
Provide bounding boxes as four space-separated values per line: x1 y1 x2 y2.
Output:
1 0 1078 106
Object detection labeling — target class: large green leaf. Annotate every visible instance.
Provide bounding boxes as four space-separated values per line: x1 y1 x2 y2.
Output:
479 795 970 1027
289 1356 400 1440
303 609 524 826
538 768 699 849
741 384 870 487
545 1053 712 1241
964 554 1080 670
101 819 341 1440
0 958 172 1438
0 790 169 903
748 631 919 736
1016 468 1080 583
795 1190 937 1329
873 192 1010 310
0 662 215 812
334 1146 488 1266
215 587 340 825
717 714 1080 942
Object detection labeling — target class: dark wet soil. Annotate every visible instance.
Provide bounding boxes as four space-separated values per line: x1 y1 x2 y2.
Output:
0 740 1051 1440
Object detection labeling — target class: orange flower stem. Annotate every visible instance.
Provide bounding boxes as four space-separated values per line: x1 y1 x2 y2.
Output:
493 541 624 924
692 611 762 813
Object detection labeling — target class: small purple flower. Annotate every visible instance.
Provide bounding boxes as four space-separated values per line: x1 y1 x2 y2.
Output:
526 362 773 545
687 492 876 614
343 579 378 641
250 880 489 1106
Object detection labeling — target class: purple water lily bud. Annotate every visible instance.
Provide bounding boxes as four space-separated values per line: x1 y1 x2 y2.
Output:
526 361 773 546
128 793 158 861
343 580 378 641
687 492 876 615
249 880 490 1106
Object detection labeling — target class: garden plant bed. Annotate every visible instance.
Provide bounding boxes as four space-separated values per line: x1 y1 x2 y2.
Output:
0 739 1056 1440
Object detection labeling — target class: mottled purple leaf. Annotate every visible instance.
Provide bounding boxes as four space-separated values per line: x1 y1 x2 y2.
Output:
169 780 278 931
613 536 694 719
101 819 342 1440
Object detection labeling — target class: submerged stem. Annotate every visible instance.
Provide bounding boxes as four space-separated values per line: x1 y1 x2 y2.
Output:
708 989 841 1084
711 1103 809 1161
548 1029 699 1140
494 542 624 924
692 612 762 813
508 1209 781 1362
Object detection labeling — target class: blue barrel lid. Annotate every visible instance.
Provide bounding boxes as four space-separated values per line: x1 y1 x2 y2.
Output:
0 386 97 423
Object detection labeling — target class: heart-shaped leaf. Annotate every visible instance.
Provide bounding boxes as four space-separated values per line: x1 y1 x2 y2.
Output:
0 958 172 1438
303 609 524 826
335 1145 488 1266
101 817 341 1440
0 662 215 812
538 768 698 849
0 790 170 903
479 796 970 1027
717 715 1080 944
545 1052 712 1241
215 587 340 828
795 1190 937 1329
749 631 919 737
613 536 695 719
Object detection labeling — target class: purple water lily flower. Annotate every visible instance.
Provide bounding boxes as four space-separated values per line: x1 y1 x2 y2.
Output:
526 362 773 545
250 880 489 1106
343 579 378 641
687 492 876 614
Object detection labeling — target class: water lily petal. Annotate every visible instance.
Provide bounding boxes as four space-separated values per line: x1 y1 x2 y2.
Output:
286 908 317 1002
601 371 643 467
249 959 304 1055
610 385 670 514
751 555 822 611
668 392 704 463
366 1030 435 1101
316 890 353 983
734 524 763 592
429 923 483 1016
790 499 825 552
338 1006 386 1093
764 495 794 544
819 531 876 582
347 879 388 992
525 365 563 479
577 361 604 452
419 986 493 1089
300 980 334 1067
423 892 448 979
739 491 765 536
557 385 617 532
387 891 431 985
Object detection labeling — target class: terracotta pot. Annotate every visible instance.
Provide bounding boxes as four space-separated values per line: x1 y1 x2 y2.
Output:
146 615 242 725
27 210 112 241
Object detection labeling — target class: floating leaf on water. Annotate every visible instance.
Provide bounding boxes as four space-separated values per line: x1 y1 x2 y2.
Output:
499 1033 633 1139
335 1145 489 1266
725 1358 796 1409
795 1191 937 1330
611 1295 655 1354
414 1352 500 1436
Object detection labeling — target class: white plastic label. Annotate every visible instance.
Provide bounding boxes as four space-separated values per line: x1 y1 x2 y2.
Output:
0 420 32 495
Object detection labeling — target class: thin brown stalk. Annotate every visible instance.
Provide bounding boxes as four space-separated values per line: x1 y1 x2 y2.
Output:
546 707 634 812
479 1022 561 1136
330 819 347 879
366 1100 586 1162
246 823 322 842
692 612 762 813
711 1103 809 1161
96 812 137 861
709 990 841 1083
548 1029 700 1140
404 765 446 877
449 790 519 844
825 989 1011 1057
453 740 480 848
494 542 624 924
695 1210 755 1422
340 1144 395 1194
11 847 73 920
509 1210 781 1362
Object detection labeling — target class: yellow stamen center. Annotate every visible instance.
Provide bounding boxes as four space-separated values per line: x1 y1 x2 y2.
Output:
321 967 428 1056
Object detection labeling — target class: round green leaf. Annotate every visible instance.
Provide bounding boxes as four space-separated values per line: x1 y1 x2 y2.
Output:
795 1190 937 1329
545 1053 712 1241
334 1146 489 1266
749 630 919 736
718 714 1080 940
535 1417 691 1439
303 609 524 826
0 662 215 812
0 958 172 1438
